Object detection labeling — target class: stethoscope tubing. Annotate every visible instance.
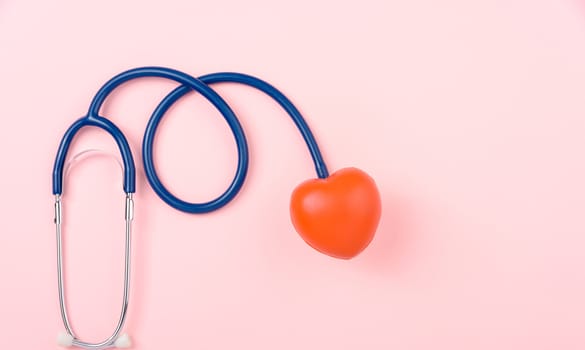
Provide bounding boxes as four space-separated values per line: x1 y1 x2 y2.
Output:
53 66 329 213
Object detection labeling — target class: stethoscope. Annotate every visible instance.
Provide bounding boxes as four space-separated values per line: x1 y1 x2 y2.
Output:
53 67 381 349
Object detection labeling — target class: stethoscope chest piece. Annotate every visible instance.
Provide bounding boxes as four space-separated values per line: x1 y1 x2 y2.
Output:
290 167 381 259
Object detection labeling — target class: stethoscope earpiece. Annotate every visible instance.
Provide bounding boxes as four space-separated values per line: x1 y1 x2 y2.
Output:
52 67 381 349
114 334 132 348
56 331 73 347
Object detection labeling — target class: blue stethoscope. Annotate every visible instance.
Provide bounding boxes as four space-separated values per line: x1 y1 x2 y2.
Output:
53 67 330 349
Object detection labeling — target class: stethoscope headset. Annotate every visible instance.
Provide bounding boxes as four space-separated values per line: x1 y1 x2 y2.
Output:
53 66 381 349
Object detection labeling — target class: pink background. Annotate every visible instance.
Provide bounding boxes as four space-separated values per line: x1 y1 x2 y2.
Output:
1 0 585 349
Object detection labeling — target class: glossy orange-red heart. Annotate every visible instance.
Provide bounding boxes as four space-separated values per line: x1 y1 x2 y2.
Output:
290 167 381 259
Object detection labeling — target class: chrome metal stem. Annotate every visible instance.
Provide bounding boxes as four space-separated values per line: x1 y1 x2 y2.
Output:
55 193 134 349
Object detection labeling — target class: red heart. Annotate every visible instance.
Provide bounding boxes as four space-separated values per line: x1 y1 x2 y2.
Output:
290 167 381 259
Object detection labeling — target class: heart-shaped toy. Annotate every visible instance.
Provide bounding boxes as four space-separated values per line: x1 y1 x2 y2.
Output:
290 167 381 259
